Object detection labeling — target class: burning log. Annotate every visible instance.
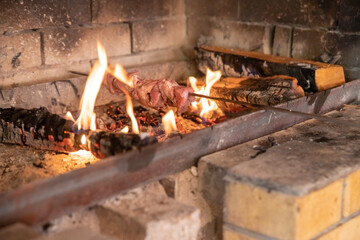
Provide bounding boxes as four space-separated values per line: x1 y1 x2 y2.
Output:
88 131 157 159
0 107 157 158
196 45 345 92
0 107 77 152
210 75 305 110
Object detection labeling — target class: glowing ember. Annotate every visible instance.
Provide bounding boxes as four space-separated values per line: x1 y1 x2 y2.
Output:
189 68 223 118
70 150 93 157
162 110 177 135
65 111 75 122
112 64 134 88
81 135 86 145
76 42 107 131
125 91 139 134
120 126 129 133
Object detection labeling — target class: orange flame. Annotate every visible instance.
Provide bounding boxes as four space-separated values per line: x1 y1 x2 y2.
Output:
120 126 129 133
112 64 134 88
76 42 107 131
65 111 75 122
162 110 177 135
189 68 222 118
125 91 139 134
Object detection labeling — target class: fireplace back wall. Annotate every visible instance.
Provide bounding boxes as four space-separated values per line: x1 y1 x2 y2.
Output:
0 0 359 88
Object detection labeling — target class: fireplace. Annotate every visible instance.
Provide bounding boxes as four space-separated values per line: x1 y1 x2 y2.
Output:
0 0 360 240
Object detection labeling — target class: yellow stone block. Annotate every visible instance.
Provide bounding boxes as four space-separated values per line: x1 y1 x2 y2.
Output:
343 169 360 217
223 228 256 240
317 214 360 240
224 179 343 240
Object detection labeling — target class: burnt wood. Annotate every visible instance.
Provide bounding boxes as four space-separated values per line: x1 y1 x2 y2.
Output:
196 45 345 92
211 75 305 110
0 107 157 158
0 107 77 152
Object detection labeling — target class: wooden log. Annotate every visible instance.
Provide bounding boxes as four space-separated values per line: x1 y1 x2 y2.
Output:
0 107 157 158
88 131 157 159
210 75 305 110
196 45 345 92
0 107 77 152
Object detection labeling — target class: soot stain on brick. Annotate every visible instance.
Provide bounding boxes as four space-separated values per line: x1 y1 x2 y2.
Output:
48 29 83 56
11 52 21 68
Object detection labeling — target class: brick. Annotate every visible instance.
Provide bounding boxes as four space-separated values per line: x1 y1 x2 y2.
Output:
0 0 90 31
44 25 130 65
97 184 200 240
92 0 172 24
45 227 116 240
161 168 215 239
343 169 360 217
132 18 186 53
344 67 360 81
317 214 360 240
0 223 40 240
273 26 291 57
185 0 238 18
187 18 265 53
224 178 342 240
0 32 41 72
238 0 337 28
339 0 360 32
198 147 251 239
292 29 325 60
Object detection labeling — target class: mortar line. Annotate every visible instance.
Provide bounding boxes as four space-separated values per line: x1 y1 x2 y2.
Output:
289 27 294 58
89 0 93 23
40 32 45 65
340 177 346 218
224 222 279 240
128 22 134 53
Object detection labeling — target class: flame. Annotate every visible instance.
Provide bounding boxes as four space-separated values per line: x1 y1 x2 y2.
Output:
112 64 134 88
189 68 222 118
120 126 129 133
81 135 86 145
162 110 177 135
76 42 107 130
65 111 75 122
70 150 93 157
125 91 139 134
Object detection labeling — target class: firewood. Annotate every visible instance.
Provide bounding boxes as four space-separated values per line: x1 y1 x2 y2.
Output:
209 75 305 110
196 45 345 92
0 107 157 158
88 131 157 159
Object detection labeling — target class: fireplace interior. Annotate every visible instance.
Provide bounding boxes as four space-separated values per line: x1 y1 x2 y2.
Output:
0 0 360 240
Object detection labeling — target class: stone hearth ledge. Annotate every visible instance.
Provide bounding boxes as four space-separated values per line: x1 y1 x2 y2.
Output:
199 104 360 240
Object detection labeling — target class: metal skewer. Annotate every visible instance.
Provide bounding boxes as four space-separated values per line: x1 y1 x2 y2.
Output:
190 92 360 128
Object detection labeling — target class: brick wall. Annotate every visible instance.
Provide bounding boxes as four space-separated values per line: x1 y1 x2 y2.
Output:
0 0 359 88
186 0 360 80
0 0 186 88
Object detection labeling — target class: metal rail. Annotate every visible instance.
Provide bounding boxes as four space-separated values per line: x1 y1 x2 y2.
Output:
0 79 359 227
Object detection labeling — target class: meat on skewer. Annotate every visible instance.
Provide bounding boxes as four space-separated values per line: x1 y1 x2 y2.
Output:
103 74 195 114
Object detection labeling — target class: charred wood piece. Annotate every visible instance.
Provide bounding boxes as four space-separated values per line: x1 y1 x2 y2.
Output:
211 75 305 110
0 107 76 152
196 45 345 92
0 107 158 158
88 131 157 159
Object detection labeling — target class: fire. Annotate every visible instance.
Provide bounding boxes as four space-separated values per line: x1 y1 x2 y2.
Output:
65 111 75 122
120 126 129 133
81 135 87 145
125 91 139 134
162 110 177 135
112 64 134 88
189 68 223 118
76 42 107 131
75 41 139 135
